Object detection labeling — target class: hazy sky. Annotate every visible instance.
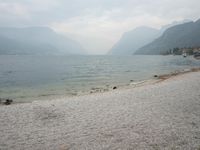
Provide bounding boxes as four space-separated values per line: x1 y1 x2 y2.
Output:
0 0 200 54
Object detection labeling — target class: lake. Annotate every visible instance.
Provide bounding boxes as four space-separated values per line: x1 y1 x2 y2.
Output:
0 55 199 102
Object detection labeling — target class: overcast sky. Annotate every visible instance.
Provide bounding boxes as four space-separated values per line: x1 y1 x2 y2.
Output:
0 0 200 54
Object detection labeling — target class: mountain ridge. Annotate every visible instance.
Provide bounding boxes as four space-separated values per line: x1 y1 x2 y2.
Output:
108 19 192 55
0 26 86 55
108 26 160 55
135 19 200 55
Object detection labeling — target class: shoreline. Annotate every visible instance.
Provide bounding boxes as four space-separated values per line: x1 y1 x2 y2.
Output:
2 67 200 105
0 68 200 149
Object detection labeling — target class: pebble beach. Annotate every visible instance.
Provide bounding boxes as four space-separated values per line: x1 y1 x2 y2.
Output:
0 71 200 150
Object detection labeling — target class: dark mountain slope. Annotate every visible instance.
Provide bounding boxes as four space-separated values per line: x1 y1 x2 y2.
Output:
135 20 200 55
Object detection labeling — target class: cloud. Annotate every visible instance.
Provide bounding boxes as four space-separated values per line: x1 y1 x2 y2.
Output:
0 0 200 54
0 2 29 18
50 13 170 54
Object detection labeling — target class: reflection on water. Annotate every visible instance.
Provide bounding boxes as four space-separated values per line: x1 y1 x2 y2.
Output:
0 55 199 102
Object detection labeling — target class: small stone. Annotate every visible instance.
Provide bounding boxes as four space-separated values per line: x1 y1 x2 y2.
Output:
4 99 13 105
154 75 158 77
113 86 117 90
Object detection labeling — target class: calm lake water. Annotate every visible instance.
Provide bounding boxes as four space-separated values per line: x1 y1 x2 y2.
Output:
0 55 200 102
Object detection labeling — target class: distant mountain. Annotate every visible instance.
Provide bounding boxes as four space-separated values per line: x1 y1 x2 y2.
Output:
160 19 192 33
0 27 86 55
108 20 192 55
135 19 200 55
108 26 160 55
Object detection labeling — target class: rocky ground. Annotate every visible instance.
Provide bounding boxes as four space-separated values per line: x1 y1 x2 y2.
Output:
0 71 200 150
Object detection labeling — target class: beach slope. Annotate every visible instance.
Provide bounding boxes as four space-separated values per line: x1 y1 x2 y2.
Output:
0 71 200 150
